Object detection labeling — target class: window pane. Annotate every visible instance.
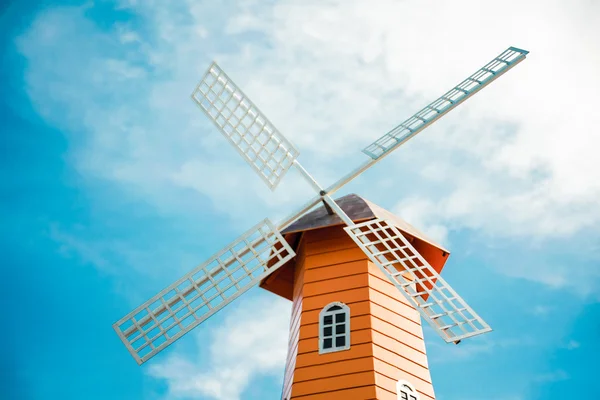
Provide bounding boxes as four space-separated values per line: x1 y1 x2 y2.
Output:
335 324 345 334
327 305 342 311
324 326 332 336
324 315 333 325
323 338 332 349
335 336 346 347
335 313 345 323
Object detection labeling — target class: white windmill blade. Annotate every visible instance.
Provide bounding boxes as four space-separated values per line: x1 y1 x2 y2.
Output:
362 46 529 160
345 219 491 343
113 218 295 364
191 62 299 190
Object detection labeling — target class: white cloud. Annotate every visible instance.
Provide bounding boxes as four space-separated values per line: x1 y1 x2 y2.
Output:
16 0 600 242
529 305 552 317
148 294 291 400
47 224 205 304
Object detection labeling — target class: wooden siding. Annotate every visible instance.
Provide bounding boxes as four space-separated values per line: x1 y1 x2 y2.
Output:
278 226 435 400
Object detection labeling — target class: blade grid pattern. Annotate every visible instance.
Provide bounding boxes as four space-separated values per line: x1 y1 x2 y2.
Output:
345 218 491 343
192 62 299 190
363 46 529 159
113 218 295 364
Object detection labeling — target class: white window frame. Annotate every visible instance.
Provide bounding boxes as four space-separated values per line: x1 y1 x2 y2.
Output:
397 380 420 400
318 302 351 354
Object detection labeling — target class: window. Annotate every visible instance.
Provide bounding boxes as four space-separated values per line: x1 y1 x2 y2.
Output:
397 380 420 400
319 302 350 354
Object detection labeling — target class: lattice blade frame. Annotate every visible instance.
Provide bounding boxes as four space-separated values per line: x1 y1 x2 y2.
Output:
113 218 295 364
192 62 299 190
363 46 529 159
345 218 491 343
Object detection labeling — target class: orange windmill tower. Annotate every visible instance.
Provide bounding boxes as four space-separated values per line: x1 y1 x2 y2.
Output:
113 47 529 399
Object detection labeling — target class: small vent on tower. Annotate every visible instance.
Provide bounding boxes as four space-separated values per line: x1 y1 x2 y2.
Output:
319 302 350 354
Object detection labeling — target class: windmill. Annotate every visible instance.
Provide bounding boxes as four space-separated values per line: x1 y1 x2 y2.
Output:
113 46 529 399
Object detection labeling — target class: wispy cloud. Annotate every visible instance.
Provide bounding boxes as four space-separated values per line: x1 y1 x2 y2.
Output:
16 0 600 245
147 294 291 400
47 222 212 305
528 305 553 317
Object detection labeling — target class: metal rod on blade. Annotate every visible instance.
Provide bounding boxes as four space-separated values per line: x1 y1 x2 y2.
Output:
293 160 324 193
293 160 356 226
321 194 355 226
275 193 322 231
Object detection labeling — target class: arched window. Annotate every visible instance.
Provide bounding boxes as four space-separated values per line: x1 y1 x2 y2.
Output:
319 302 350 354
397 380 420 400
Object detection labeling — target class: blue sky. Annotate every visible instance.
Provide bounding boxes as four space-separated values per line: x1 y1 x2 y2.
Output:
1 0 599 399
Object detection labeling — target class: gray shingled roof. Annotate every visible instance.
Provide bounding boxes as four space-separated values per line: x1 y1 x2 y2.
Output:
282 193 448 253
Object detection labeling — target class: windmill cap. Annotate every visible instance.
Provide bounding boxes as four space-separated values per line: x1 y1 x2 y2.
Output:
260 194 451 301
282 193 449 254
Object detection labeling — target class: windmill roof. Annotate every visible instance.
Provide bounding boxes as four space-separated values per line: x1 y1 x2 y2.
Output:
260 193 451 301
282 193 449 253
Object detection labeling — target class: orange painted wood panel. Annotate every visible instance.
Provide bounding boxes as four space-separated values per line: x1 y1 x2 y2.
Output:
302 287 370 311
373 358 435 399
293 357 374 382
371 330 429 368
292 277 305 299
370 316 427 353
373 385 401 400
305 247 368 270
291 386 376 400
303 225 349 243
367 261 436 308
369 301 423 339
375 371 435 400
301 300 371 324
372 344 433 384
368 272 414 307
369 286 421 325
374 385 431 400
291 266 305 301
373 386 433 400
411 238 449 275
304 235 358 256
262 265 295 300
292 371 375 397
303 273 369 297
303 260 369 283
